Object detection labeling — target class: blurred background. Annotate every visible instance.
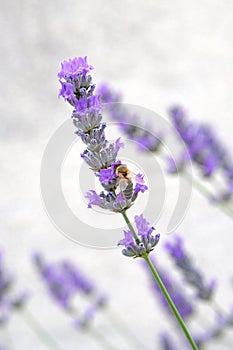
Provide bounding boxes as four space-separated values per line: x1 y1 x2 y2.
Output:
1 1 233 349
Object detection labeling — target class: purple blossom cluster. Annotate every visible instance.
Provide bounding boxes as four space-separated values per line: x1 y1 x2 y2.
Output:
0 250 27 326
118 215 160 258
97 83 162 152
165 235 216 301
58 56 160 258
58 57 148 212
33 253 107 328
169 106 233 202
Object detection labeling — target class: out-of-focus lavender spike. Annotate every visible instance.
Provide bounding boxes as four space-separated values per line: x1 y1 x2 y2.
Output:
169 106 233 202
97 82 122 104
33 252 98 309
73 294 108 330
165 235 216 301
62 261 94 294
33 252 107 327
33 252 77 310
194 312 232 347
160 333 178 350
0 249 27 326
143 257 194 320
97 83 162 153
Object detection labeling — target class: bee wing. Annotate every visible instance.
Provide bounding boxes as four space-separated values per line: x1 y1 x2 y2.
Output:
119 179 129 192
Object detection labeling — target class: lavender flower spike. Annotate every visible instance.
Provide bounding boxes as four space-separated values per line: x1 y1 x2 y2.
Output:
118 214 160 258
33 252 107 329
169 106 233 202
165 235 216 300
58 56 148 212
97 83 162 153
33 252 98 310
58 56 198 350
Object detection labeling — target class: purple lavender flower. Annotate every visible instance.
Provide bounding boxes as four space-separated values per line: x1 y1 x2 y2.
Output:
165 235 216 301
58 56 95 107
58 56 93 80
58 57 148 213
134 174 148 194
33 252 107 329
0 250 27 325
58 81 75 101
118 215 160 258
169 106 233 202
33 253 97 310
58 57 160 261
97 83 162 153
99 166 116 185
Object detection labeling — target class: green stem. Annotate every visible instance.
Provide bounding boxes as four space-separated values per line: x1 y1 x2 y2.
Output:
144 255 198 350
19 308 64 350
121 209 198 350
121 210 140 244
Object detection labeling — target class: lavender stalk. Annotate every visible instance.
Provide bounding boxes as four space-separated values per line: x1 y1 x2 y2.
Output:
57 55 199 350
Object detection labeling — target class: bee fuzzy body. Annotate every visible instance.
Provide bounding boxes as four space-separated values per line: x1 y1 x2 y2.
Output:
115 164 134 200
122 181 134 200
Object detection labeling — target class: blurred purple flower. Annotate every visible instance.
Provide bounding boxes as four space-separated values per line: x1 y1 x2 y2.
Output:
33 252 107 328
97 83 162 152
169 106 233 201
165 235 216 301
97 82 122 104
33 253 97 310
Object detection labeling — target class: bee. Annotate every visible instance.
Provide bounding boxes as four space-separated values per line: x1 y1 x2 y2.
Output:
115 164 134 200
